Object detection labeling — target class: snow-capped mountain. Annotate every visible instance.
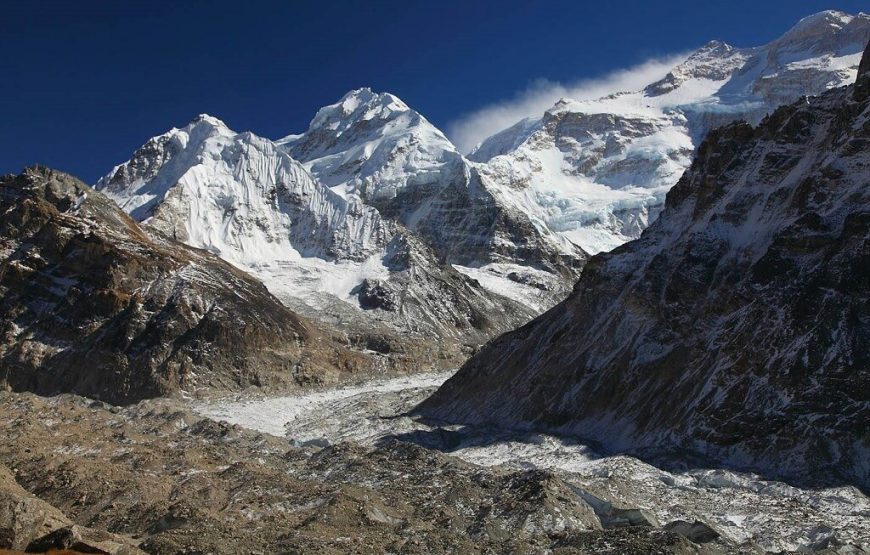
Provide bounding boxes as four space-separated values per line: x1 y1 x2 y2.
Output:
470 10 870 254
419 42 870 490
279 88 462 204
95 114 538 368
93 10 868 369
281 88 586 305
97 114 387 265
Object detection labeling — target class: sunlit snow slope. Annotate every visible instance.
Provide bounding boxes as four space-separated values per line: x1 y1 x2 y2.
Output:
470 10 870 254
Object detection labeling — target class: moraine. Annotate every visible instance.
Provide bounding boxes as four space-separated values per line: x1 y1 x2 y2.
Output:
191 372 870 553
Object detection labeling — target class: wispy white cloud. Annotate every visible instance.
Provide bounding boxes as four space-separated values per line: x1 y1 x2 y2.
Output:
446 53 690 153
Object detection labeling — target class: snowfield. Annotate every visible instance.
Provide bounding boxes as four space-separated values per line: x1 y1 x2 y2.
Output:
192 371 450 437
192 372 870 553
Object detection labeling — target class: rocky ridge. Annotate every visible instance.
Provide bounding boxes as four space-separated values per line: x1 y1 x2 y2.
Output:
419 40 870 491
0 166 394 404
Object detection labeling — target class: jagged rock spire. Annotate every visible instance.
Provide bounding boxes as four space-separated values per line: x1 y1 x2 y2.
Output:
859 39 870 77
855 40 870 101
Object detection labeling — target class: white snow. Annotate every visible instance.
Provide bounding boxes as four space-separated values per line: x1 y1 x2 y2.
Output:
452 263 562 313
95 115 392 315
279 88 463 203
247 254 391 311
469 11 870 254
191 371 451 437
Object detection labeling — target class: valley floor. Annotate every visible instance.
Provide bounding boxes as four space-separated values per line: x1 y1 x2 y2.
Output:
1 374 867 554
193 372 870 554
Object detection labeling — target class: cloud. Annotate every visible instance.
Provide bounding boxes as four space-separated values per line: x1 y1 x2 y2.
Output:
446 53 690 153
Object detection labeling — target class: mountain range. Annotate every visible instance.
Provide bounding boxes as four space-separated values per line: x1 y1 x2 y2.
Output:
2 10 868 401
1 10 869 554
91 11 869 368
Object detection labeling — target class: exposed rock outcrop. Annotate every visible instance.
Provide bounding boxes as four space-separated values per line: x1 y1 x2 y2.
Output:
0 462 143 553
854 38 870 101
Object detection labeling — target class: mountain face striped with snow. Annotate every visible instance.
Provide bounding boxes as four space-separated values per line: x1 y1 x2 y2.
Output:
280 88 586 303
98 115 387 265
419 41 870 490
470 10 870 254
95 113 541 368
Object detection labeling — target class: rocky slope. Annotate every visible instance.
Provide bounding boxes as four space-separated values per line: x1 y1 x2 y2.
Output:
471 10 870 254
1 459 145 554
0 166 382 404
419 42 870 491
0 391 760 554
96 114 541 369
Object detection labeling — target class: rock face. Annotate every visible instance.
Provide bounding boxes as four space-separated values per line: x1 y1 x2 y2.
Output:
0 462 144 553
856 39 870 101
0 463 70 550
419 54 870 490
0 167 376 404
470 10 870 254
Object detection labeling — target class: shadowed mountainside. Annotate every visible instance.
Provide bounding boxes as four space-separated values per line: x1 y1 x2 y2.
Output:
418 41 870 491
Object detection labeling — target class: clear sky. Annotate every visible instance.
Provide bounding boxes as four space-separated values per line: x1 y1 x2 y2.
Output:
2 0 868 182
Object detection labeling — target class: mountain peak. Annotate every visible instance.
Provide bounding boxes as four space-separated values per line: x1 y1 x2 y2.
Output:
337 87 406 108
789 10 853 34
306 88 411 135
771 10 866 48
692 39 735 57
189 113 228 127
182 113 233 136
644 39 744 96
280 88 461 201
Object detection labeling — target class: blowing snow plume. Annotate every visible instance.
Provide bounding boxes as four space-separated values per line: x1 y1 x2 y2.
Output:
446 53 689 153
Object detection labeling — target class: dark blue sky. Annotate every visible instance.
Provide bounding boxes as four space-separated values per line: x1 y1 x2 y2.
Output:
2 0 867 182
